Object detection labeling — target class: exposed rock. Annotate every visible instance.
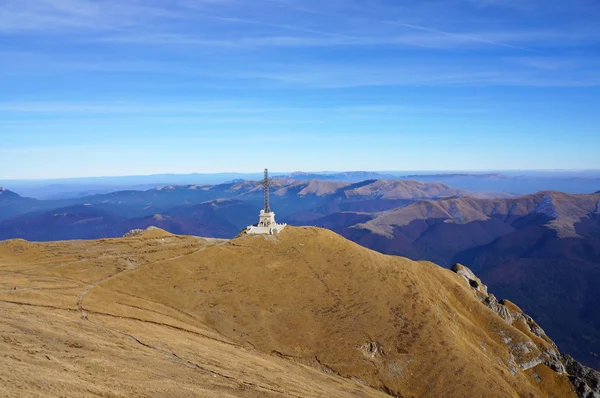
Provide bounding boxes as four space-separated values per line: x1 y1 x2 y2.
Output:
562 355 600 398
123 229 145 238
360 341 383 359
452 264 565 374
122 226 161 238
451 263 477 281
451 263 488 295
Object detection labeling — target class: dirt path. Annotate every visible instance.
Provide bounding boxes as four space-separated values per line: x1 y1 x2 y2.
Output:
66 241 304 397
76 242 226 319
0 238 313 396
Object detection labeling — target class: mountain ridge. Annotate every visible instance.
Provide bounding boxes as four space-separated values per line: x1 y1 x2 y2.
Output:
353 191 600 239
0 178 486 225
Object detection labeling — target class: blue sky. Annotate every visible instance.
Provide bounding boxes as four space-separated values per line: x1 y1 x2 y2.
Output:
1 0 599 179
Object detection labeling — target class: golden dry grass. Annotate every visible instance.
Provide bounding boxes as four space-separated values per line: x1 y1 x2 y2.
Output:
0 227 575 397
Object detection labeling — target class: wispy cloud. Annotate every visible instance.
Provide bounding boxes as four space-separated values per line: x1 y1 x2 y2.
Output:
0 0 190 32
2 0 599 90
4 49 600 89
384 22 538 52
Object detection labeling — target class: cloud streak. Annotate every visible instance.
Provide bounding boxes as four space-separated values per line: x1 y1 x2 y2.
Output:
385 22 539 52
2 0 599 89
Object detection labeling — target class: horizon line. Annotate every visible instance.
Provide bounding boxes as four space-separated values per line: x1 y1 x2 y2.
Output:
2 169 600 183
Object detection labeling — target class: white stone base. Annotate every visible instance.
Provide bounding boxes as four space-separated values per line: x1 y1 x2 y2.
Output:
246 210 286 235
246 224 286 235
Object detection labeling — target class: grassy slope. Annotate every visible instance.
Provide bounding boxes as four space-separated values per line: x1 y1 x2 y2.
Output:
0 227 575 397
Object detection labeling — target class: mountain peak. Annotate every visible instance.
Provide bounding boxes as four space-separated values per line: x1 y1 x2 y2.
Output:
0 187 22 200
0 226 592 397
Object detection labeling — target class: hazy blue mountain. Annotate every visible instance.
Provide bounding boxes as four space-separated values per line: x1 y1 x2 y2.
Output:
0 173 265 199
394 173 600 195
0 187 44 220
4 170 598 199
0 179 472 236
274 171 398 182
0 200 263 241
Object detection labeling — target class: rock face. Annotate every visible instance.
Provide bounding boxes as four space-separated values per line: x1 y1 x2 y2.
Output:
451 263 600 397
451 264 565 374
563 355 600 398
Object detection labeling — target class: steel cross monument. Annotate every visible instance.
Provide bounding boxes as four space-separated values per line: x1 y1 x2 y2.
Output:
246 168 286 235
260 168 272 213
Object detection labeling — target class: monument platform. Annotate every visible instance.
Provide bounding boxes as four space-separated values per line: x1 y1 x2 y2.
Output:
246 210 286 235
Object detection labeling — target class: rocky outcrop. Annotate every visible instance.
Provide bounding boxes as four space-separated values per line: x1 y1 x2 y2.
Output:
451 263 488 295
451 263 600 396
122 226 160 238
123 229 145 238
562 355 600 398
451 264 569 374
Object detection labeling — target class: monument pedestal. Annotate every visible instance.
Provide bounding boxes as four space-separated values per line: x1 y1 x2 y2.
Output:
247 210 286 235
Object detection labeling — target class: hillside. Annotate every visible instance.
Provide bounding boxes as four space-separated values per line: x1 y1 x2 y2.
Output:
323 192 600 369
356 191 598 238
1 227 597 397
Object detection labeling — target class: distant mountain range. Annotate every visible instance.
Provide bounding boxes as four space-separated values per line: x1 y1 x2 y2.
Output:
0 178 478 222
0 186 39 220
400 173 508 179
3 170 599 199
274 171 400 181
0 179 478 240
392 173 600 195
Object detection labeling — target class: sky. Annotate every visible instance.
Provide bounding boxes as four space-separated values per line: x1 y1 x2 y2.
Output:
1 0 599 179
